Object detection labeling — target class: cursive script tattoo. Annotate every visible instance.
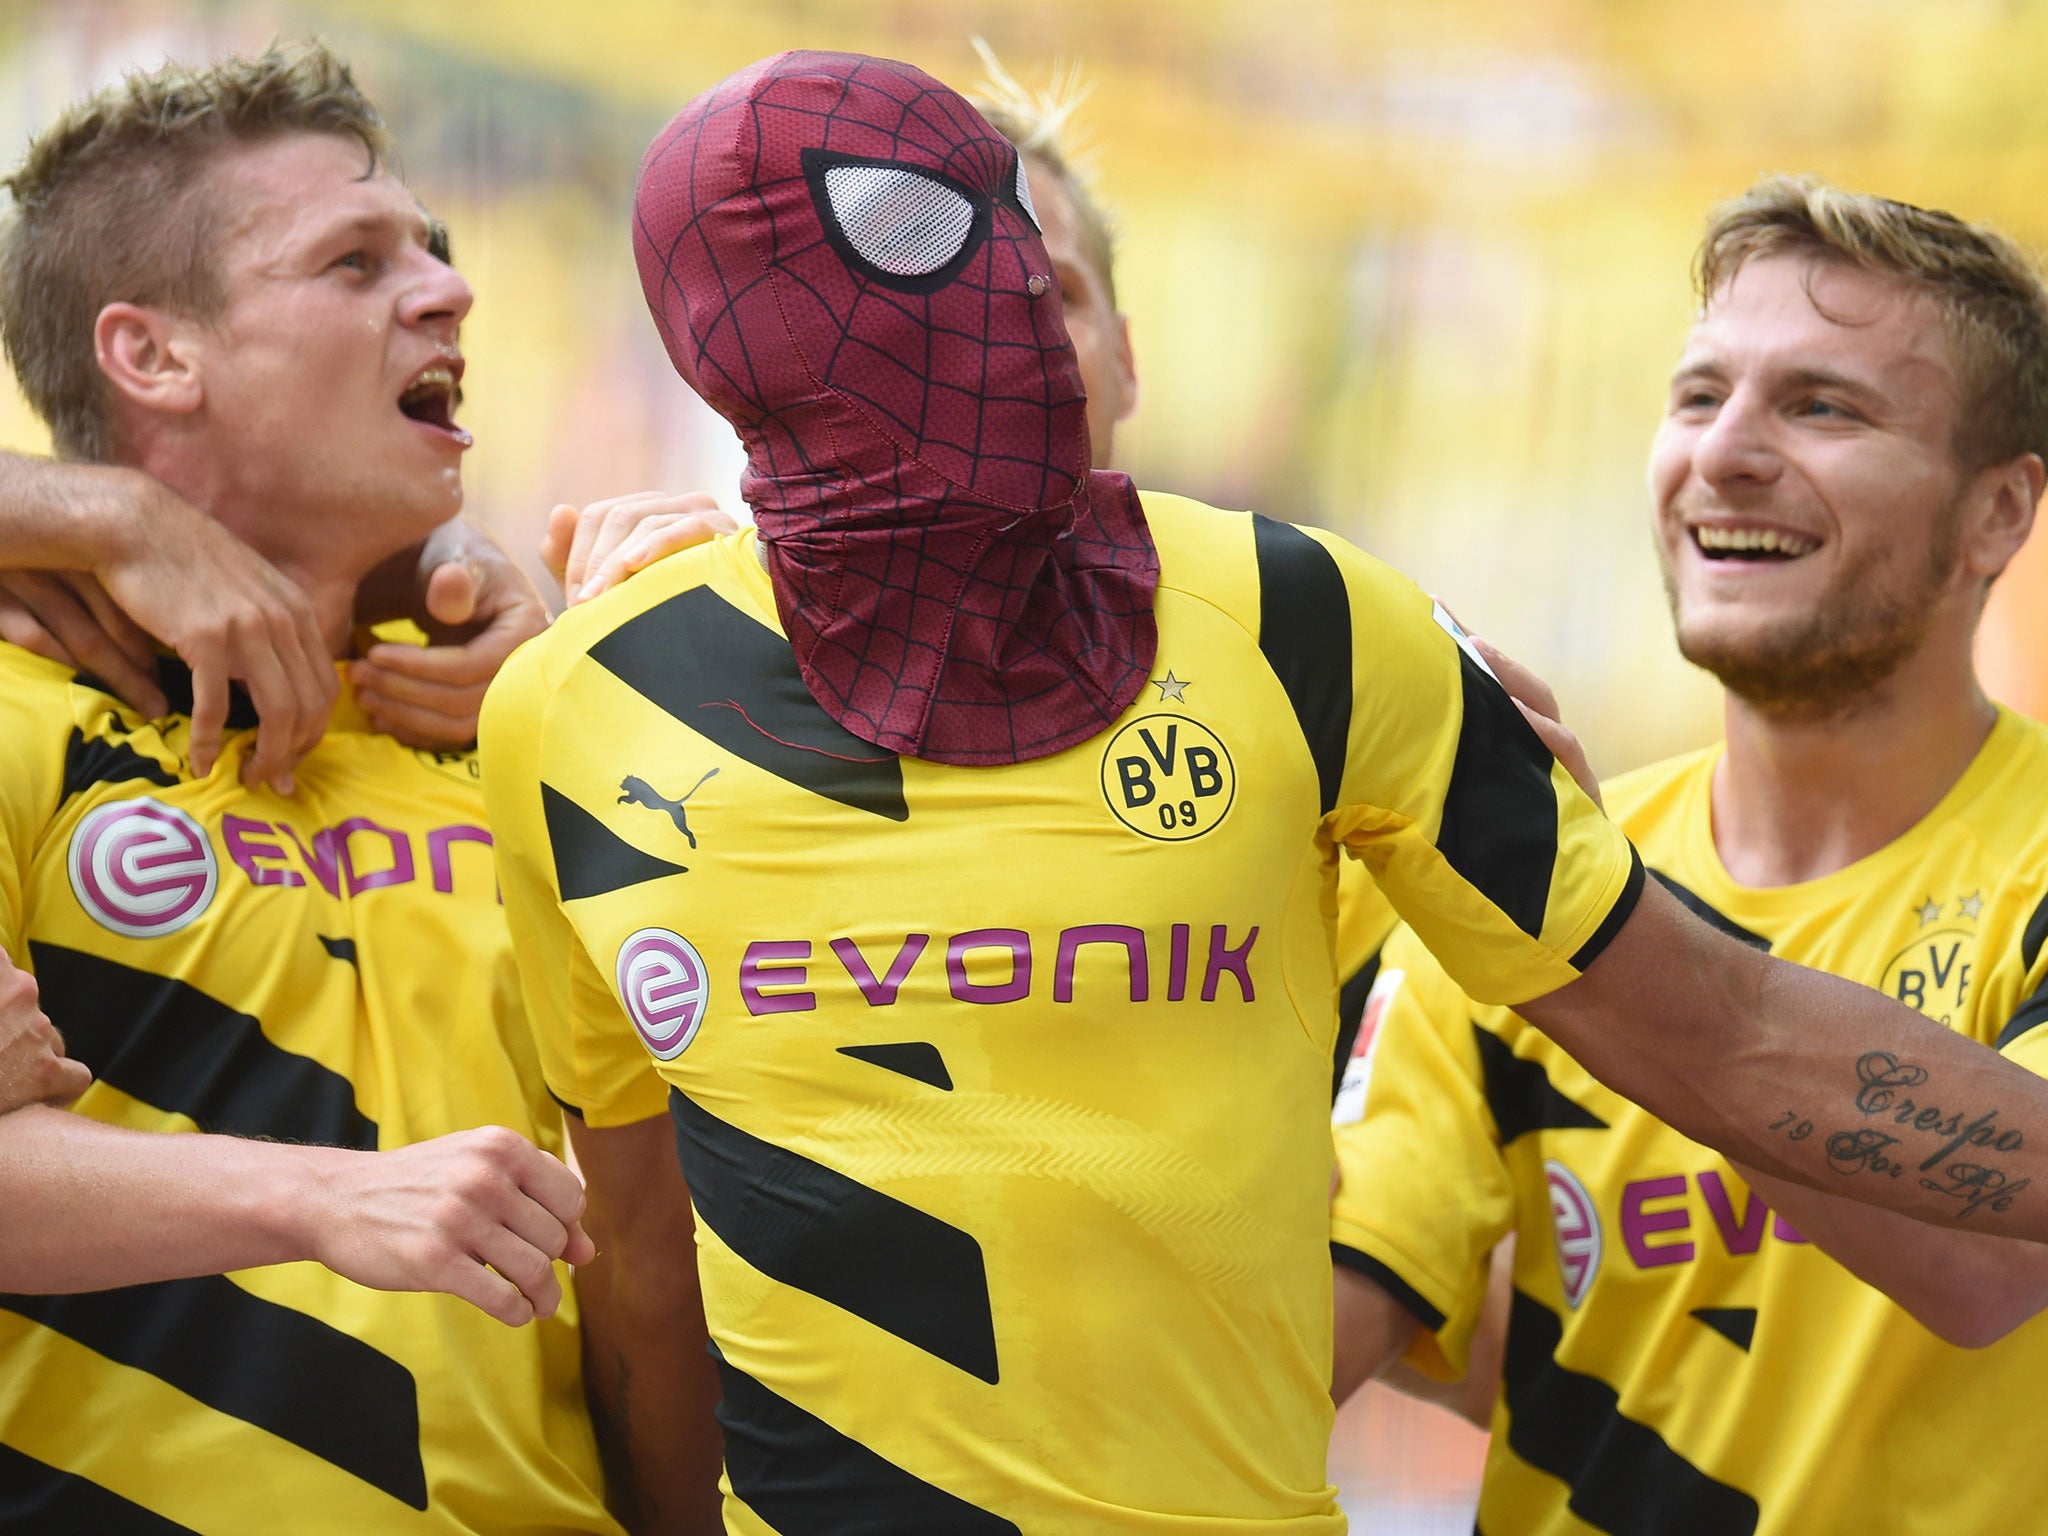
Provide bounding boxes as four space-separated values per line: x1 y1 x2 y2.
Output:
1827 1128 1905 1177
1921 1164 2033 1219
1854 1051 1929 1114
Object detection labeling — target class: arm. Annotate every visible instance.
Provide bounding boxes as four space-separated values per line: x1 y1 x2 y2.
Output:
1378 1232 1512 1427
1332 1264 1423 1403
0 1106 593 1323
1521 880 2048 1241
0 452 333 791
1730 1161 2048 1346
567 1113 725 1536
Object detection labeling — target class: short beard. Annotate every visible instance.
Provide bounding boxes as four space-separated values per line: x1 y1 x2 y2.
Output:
1666 498 1963 722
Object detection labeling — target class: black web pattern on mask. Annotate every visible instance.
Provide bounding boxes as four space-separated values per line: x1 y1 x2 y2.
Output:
635 53 1156 763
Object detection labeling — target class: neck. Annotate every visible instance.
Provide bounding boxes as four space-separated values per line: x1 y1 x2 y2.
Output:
1710 630 1993 887
129 445 380 658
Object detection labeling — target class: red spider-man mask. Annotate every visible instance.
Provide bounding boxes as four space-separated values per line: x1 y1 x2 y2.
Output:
634 50 1158 765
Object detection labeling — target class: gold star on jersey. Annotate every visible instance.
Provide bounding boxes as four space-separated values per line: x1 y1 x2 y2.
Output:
483 495 1642 1534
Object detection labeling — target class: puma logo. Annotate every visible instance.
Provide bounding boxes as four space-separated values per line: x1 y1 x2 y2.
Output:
618 768 719 849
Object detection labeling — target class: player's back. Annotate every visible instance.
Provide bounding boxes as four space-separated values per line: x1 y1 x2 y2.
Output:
0 643 616 1536
488 489 1640 1533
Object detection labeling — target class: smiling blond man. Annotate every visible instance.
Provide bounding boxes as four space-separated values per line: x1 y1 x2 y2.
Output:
1330 178 2048 1534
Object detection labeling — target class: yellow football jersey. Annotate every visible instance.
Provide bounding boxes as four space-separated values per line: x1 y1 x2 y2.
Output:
1332 708 2048 1536
0 645 617 1536
481 494 1639 1534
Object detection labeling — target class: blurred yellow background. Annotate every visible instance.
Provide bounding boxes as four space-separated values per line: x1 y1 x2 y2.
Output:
7 2 2048 1523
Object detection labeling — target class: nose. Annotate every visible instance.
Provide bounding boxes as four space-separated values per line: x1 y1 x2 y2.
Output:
1690 385 1780 490
400 248 474 335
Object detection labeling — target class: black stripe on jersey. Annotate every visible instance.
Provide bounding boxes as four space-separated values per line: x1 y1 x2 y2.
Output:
1475 1026 1607 1145
1689 1307 1757 1351
1996 972 2048 1052
541 783 689 900
668 1088 998 1383
1330 1243 1447 1331
153 657 260 731
0 1443 201 1535
1651 870 1771 952
0 1277 426 1509
1502 1288 1758 1535
589 587 908 821
1438 651 1558 939
712 1347 1020 1535
838 1042 954 1090
1567 847 1645 973
61 726 179 799
319 934 359 965
30 943 377 1150
1331 947 1382 1101
2024 891 2048 973
1251 515 1351 816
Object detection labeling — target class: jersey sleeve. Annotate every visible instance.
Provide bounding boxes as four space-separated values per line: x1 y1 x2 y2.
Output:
1995 892 2048 1073
1331 923 1513 1380
480 644 670 1129
1252 517 1643 1008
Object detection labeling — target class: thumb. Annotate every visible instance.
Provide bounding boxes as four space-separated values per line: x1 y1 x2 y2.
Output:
424 561 481 628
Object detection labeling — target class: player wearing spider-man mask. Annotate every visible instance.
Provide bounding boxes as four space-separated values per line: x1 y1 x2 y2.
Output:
483 48 2048 1536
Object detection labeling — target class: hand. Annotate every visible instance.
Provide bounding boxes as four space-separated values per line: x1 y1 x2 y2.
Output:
0 570 167 717
88 473 335 794
1468 635 1601 810
307 1124 597 1327
542 491 735 606
0 950 91 1114
351 521 547 748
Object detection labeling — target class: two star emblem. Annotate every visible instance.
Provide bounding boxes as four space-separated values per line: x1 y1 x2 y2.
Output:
1915 891 1984 926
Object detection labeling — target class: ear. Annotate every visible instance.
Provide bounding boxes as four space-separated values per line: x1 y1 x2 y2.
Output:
93 302 203 420
1966 451 2044 583
1109 312 1138 424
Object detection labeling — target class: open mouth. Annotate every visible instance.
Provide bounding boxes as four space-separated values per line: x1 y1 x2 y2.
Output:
398 363 469 443
1690 525 1819 563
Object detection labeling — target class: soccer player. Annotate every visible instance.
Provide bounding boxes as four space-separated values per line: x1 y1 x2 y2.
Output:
0 44 619 1532
1330 179 2048 1532
484 53 2048 1532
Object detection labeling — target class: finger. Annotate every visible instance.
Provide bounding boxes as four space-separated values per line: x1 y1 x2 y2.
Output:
0 587 78 668
5 576 167 713
469 1220 564 1322
1473 637 1560 723
562 492 677 601
361 692 483 750
43 1055 93 1107
1513 699 1602 808
63 574 165 681
355 666 484 714
513 1144 589 1232
446 1254 536 1328
278 595 338 770
562 1217 596 1268
187 639 229 781
540 505 580 588
234 640 302 795
424 561 482 629
581 515 726 602
359 640 497 688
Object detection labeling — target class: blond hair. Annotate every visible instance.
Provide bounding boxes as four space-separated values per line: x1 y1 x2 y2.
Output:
0 40 389 460
1698 175 2048 470
969 38 1120 308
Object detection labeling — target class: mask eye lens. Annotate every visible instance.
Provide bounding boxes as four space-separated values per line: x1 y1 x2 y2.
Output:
823 165 976 277
1013 159 1040 231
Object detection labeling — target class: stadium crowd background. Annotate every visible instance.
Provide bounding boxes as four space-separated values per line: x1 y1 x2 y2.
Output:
9 0 2048 1528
